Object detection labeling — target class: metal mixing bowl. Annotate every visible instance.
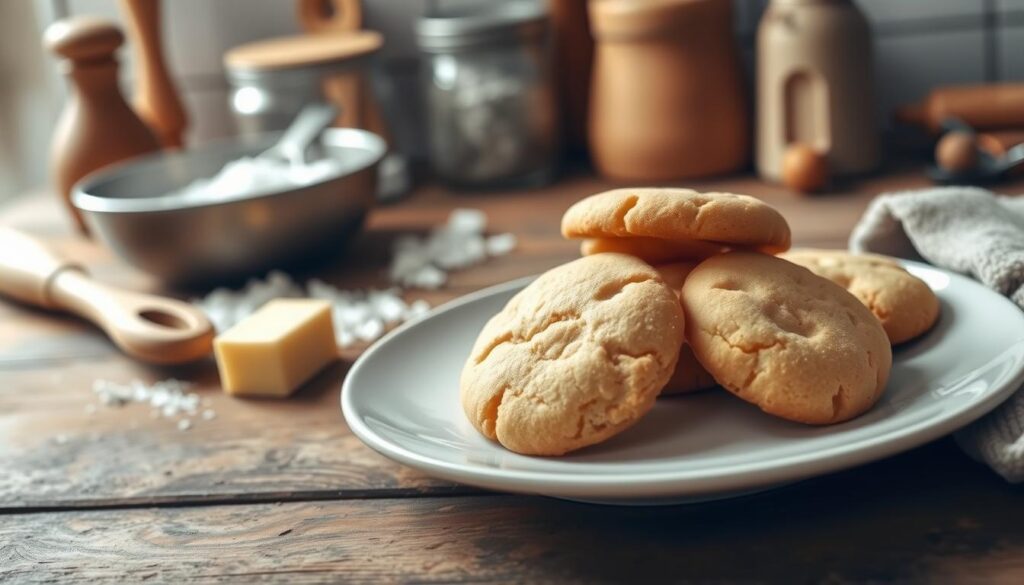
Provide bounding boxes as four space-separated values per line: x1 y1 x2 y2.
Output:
73 128 385 286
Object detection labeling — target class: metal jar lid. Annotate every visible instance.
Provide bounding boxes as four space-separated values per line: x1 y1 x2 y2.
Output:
415 2 547 52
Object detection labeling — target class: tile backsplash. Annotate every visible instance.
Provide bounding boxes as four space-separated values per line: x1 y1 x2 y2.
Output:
28 0 1024 156
34 0 1024 141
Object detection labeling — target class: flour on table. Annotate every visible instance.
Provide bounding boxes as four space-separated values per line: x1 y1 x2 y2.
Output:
192 208 516 348
90 378 213 432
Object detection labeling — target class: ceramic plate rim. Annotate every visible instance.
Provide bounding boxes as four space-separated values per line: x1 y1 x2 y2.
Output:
341 262 1024 499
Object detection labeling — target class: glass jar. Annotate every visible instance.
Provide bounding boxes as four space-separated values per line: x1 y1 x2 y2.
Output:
224 32 383 136
416 3 559 189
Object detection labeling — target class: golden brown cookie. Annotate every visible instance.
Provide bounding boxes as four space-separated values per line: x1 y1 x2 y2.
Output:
655 262 718 395
664 346 719 396
780 249 940 344
562 188 791 253
581 237 727 264
461 254 685 455
681 252 892 425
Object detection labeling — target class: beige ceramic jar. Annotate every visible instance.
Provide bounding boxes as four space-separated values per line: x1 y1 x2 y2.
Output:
756 0 879 182
587 0 749 181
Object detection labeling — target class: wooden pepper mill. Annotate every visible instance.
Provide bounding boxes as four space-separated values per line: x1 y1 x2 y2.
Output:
119 0 189 148
44 17 161 235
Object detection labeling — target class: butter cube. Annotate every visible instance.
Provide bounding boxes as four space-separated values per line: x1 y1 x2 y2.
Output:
214 299 337 397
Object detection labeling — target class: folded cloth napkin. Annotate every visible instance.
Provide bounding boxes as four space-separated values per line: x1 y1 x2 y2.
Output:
850 186 1024 482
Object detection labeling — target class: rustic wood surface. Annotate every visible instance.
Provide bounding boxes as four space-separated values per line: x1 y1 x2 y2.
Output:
2 166 1023 582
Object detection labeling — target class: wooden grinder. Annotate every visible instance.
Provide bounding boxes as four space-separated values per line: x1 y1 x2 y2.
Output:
44 17 161 235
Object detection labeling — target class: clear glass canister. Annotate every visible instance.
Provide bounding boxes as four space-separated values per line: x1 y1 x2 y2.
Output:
416 3 559 189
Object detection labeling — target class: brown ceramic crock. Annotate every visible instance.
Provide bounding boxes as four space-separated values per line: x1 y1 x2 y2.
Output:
587 0 749 181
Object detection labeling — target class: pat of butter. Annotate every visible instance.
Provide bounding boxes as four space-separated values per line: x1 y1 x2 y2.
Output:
214 299 337 398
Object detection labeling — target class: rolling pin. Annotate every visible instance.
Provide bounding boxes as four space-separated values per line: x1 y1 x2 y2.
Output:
0 228 213 365
896 84 1024 134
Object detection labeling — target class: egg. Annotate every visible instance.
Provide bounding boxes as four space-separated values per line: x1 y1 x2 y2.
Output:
782 144 829 193
935 131 978 173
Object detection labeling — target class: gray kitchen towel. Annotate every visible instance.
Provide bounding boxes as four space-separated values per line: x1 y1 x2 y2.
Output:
849 186 1024 482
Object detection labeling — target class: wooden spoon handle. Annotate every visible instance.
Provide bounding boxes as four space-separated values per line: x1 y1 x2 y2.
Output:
50 270 214 364
0 228 213 364
296 0 362 34
0 227 82 308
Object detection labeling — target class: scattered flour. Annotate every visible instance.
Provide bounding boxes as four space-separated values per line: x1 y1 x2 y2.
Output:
389 208 518 289
192 208 516 348
90 378 212 432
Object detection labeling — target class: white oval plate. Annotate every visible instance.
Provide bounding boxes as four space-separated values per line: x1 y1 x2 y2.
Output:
342 262 1024 504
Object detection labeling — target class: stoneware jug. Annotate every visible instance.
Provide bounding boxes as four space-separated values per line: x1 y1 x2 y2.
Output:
756 0 879 182
588 0 749 181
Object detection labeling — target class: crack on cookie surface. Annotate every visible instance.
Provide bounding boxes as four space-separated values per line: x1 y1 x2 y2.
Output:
474 332 514 365
831 384 847 421
705 327 787 355
481 386 508 437
611 195 640 235
474 311 581 364
600 342 660 367
711 280 740 291
509 388 550 407
593 275 657 301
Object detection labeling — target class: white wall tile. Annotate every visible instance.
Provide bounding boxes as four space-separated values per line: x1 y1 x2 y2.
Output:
364 0 426 60
874 29 987 126
734 0 767 37
858 0 984 23
998 26 1024 80
997 0 1024 12
165 0 299 81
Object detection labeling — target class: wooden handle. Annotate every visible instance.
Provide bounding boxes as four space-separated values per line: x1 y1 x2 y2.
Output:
0 229 213 364
50 271 213 364
119 0 189 148
0 228 83 308
296 0 362 34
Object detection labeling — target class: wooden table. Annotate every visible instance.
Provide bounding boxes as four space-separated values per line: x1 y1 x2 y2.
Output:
3 167 1023 583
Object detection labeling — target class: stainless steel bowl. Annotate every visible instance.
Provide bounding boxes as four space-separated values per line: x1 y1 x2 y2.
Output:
73 128 385 286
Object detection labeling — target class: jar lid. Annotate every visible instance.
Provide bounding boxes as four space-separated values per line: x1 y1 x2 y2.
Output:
416 2 547 52
224 30 382 72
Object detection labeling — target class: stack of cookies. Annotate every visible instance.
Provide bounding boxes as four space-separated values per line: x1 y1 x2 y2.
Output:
461 188 940 456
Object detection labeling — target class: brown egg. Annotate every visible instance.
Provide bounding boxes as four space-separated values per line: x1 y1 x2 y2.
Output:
935 131 978 173
782 144 829 193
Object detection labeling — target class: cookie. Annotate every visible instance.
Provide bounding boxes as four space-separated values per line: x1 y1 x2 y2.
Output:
655 262 718 395
562 188 791 253
664 345 719 396
681 252 892 425
780 249 940 344
460 254 684 456
582 237 727 264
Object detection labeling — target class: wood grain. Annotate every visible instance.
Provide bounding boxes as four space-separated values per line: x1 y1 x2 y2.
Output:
1 169 1020 509
0 353 477 510
3 441 1023 584
3 167 1024 581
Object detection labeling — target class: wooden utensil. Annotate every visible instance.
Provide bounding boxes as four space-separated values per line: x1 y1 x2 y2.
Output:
0 228 213 365
119 0 189 149
896 84 1024 134
296 0 362 34
44 16 162 234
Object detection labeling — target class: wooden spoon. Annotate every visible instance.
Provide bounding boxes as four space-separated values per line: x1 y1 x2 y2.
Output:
0 228 213 364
